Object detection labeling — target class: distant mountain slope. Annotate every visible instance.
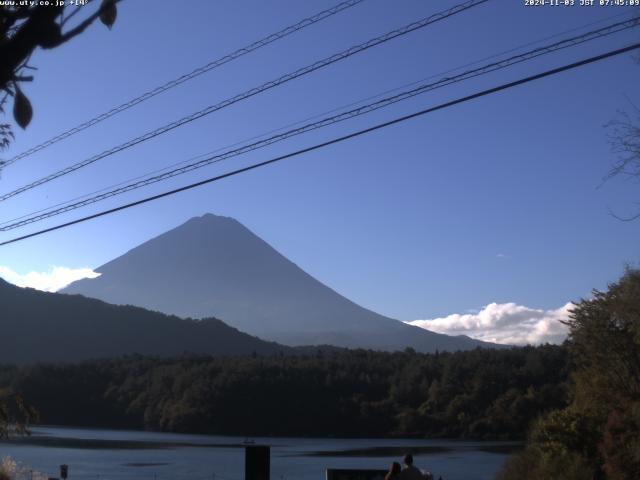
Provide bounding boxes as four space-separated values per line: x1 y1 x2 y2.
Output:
63 214 495 352
0 278 289 364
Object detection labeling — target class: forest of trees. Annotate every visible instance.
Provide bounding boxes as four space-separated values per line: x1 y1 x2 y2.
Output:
0 344 568 440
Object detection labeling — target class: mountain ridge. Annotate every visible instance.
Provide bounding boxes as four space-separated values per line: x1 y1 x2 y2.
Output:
63 213 497 352
0 277 292 364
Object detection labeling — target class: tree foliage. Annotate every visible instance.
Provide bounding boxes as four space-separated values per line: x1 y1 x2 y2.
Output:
0 344 568 439
0 387 37 438
0 0 119 151
498 269 640 480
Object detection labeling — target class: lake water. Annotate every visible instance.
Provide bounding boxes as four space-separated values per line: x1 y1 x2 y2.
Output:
0 426 518 480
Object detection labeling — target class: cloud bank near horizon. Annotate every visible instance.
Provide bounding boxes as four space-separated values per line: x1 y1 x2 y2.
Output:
0 265 100 293
407 302 573 345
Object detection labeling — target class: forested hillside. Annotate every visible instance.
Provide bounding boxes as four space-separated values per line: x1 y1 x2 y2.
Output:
0 278 290 363
0 345 568 439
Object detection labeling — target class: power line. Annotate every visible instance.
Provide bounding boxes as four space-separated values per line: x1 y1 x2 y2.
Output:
1 16 637 231
3 7 631 230
4 10 632 221
0 0 367 167
0 0 490 202
344 8 640 113
1 41 638 248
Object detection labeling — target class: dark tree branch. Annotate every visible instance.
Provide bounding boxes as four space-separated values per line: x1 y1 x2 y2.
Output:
604 94 640 221
607 206 640 222
55 0 122 47
59 5 84 28
0 1 120 148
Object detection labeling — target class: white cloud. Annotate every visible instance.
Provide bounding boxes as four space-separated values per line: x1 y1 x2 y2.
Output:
0 265 100 292
406 302 573 345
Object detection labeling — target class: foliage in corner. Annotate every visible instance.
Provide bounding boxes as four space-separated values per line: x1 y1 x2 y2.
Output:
498 269 640 480
0 388 38 438
0 0 120 148
0 456 48 480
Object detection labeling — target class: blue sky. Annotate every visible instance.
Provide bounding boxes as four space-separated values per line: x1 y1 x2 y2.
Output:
0 0 639 331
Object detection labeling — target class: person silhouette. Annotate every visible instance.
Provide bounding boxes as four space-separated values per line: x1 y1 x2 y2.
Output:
398 453 424 480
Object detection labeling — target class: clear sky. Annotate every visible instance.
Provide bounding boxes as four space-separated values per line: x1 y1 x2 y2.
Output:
0 0 639 332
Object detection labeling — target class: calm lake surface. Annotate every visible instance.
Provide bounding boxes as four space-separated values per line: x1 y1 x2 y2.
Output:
0 426 519 480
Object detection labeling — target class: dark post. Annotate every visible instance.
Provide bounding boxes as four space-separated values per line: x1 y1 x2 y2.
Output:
59 465 68 480
245 445 270 480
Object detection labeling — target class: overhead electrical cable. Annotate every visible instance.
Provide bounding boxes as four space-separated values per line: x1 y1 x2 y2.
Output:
20 2 628 227
1 0 367 167
0 0 490 202
0 11 636 229
1 41 638 247
1 16 637 232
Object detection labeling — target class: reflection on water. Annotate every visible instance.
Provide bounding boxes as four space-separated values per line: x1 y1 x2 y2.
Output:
0 426 520 480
